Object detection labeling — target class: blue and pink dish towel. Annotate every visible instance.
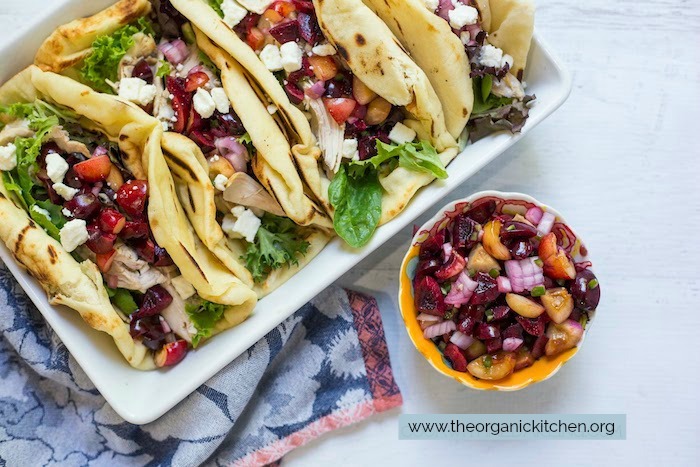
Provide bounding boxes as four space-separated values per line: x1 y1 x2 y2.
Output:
0 261 402 466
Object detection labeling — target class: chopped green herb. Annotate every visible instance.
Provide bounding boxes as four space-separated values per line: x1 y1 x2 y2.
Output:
438 341 447 352
80 17 154 93
488 268 500 278
534 258 544 267
468 269 477 278
186 299 227 347
156 61 172 78
531 285 546 297
485 309 494 322
483 355 493 369
587 279 599 290
506 224 516 231
440 282 451 296
579 314 588 328
444 308 457 320
470 231 479 241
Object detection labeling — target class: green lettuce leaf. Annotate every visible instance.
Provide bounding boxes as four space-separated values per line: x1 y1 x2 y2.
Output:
329 163 382 248
243 214 310 282
471 76 514 115
186 299 227 347
348 139 447 180
209 0 225 17
80 17 154 93
156 61 172 78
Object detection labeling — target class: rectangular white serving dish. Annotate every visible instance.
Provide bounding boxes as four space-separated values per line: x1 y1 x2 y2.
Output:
0 0 571 424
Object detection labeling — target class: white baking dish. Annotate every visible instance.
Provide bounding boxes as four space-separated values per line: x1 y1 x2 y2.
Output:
0 0 572 424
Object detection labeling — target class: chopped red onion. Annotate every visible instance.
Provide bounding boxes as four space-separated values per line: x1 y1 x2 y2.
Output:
215 137 249 172
158 39 189 65
304 80 326 100
497 275 512 293
444 271 478 306
442 243 453 262
450 331 474 350
525 206 543 224
159 316 172 334
503 337 524 352
436 0 454 21
505 257 544 293
537 211 556 236
92 146 108 157
423 319 456 339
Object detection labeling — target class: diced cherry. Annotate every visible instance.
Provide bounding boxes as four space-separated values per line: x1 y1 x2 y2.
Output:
116 180 149 218
154 244 174 267
419 227 445 259
155 340 188 367
464 199 496 224
185 71 210 92
246 27 266 50
443 343 468 372
133 238 156 263
96 249 116 273
132 59 153 84
470 272 499 305
284 81 305 105
515 314 548 337
452 213 476 251
86 224 117 254
120 220 149 239
491 305 511 321
484 337 503 353
434 251 466 280
269 20 300 43
297 12 322 45
98 208 126 234
501 220 538 240
133 285 173 319
414 275 446 316
358 135 380 160
65 193 101 220
323 98 357 125
188 130 217 150
570 269 600 311
508 239 534 260
217 112 246 136
166 76 192 134
73 155 112 183
291 0 314 13
130 314 165 349
502 323 524 339
531 334 549 358
476 322 500 340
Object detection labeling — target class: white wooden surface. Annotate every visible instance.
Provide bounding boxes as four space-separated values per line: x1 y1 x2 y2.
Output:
2 0 699 465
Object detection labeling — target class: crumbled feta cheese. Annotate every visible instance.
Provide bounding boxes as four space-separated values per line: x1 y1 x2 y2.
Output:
341 138 359 160
237 0 274 14
45 152 69 184
221 0 248 28
423 0 439 11
0 143 17 170
479 44 504 68
448 4 479 29
31 205 51 219
388 122 417 145
193 88 217 118
59 219 88 252
53 183 79 201
223 207 261 243
213 174 229 191
118 78 157 106
311 43 336 57
259 44 283 72
62 208 73 217
210 87 230 114
280 42 303 72
267 104 278 114
171 275 196 300
157 100 175 125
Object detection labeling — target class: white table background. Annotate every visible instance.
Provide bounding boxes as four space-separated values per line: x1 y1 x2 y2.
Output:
2 0 699 465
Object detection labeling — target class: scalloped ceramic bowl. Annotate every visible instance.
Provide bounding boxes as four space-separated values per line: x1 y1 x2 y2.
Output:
399 191 597 391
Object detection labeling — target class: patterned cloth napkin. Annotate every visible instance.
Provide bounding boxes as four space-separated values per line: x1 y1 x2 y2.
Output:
0 262 402 466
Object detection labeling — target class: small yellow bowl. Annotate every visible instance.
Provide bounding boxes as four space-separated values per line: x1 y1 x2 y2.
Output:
399 191 597 391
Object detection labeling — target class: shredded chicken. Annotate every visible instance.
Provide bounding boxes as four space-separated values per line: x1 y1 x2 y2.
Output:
306 97 345 174
47 126 90 157
160 283 196 343
491 73 525 99
110 244 167 292
0 119 33 146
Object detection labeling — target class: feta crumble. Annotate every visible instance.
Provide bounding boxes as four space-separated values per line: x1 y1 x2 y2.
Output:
60 219 88 252
280 42 303 72
210 87 231 114
341 138 359 160
222 207 261 243
221 0 248 28
259 44 283 72
311 43 337 56
53 183 79 201
479 44 504 68
213 173 229 191
118 78 157 106
193 88 216 118
423 0 439 11
0 143 17 171
45 153 69 184
31 205 51 219
388 122 417 145
449 4 479 29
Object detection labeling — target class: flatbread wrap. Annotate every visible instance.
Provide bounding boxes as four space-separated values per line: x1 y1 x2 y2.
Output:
364 0 535 143
0 66 257 369
34 0 331 290
168 0 460 247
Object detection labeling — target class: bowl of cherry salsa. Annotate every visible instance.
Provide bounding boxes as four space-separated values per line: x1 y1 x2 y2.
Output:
399 192 600 390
